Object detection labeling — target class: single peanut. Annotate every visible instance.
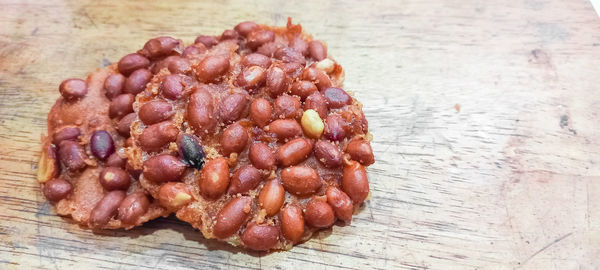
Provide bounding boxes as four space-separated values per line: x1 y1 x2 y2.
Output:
305 197 335 228
89 190 126 228
281 166 322 196
268 119 302 141
37 145 59 183
346 139 375 166
99 167 131 191
187 86 216 135
249 98 272 127
301 109 324 139
258 179 285 216
273 95 302 119
241 223 280 251
42 178 72 201
249 143 275 170
158 182 192 209
139 101 174 125
326 186 353 223
220 123 248 156
342 161 370 203
313 140 342 168
276 138 313 166
118 192 150 225
143 154 187 182
199 157 230 199
228 165 262 194
213 196 252 239
280 204 304 242
138 121 179 152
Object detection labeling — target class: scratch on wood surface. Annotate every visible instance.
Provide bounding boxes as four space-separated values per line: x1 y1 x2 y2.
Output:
521 232 573 266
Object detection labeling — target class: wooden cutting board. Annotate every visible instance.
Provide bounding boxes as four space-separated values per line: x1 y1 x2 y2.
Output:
1 0 599 268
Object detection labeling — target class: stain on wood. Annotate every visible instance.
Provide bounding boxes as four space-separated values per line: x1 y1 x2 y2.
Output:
1 0 600 269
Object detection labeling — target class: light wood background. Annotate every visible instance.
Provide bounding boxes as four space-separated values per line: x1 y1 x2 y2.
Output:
1 0 600 269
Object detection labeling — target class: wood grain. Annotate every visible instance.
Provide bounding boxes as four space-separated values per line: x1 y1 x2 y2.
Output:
1 0 600 269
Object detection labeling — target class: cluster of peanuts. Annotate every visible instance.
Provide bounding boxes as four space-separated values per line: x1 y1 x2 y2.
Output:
39 19 374 251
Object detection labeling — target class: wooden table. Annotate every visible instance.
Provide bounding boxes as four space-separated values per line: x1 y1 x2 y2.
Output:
1 0 599 268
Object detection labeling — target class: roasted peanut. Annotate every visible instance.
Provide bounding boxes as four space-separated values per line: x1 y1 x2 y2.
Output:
234 21 259 36
268 119 302 141
273 94 302 119
104 74 125 99
241 223 280 251
249 98 272 127
158 182 192 209
246 30 275 49
118 192 150 225
228 165 262 194
109 94 135 119
59 78 88 100
301 109 324 139
199 157 230 199
342 161 369 203
141 36 181 59
143 154 187 182
42 178 72 201
241 53 272 69
258 179 285 216
346 139 375 166
138 121 179 152
105 153 126 168
281 166 322 196
316 59 335 74
220 123 248 156
280 204 304 242
301 67 332 91
304 91 328 119
117 113 136 137
236 66 265 91
220 29 240 40
168 57 191 74
89 190 126 228
118 53 150 76
99 167 131 191
182 44 206 58
308 40 327 61
124 68 152 94
90 130 115 160
194 35 218 48
274 47 306 65
195 55 230 83
326 186 353 222
290 36 308 56
213 196 252 239
52 126 80 145
290 81 318 100
219 93 249 124
187 86 216 135
249 143 275 170
58 140 86 171
305 197 335 228
313 140 342 168
323 114 347 141
280 62 303 77
266 66 288 97
139 101 174 125
322 87 352 108
38 145 59 183
160 74 185 100
276 138 313 167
